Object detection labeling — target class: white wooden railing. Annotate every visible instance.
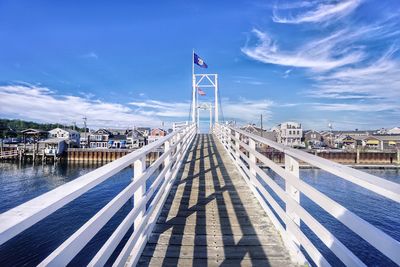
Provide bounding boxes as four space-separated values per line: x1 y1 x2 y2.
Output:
214 123 400 267
0 149 19 159
0 123 196 267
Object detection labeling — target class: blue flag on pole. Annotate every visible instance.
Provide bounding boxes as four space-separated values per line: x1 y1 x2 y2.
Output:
194 53 208 68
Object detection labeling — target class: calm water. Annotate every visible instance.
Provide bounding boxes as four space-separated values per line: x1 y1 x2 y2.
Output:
0 162 399 266
0 162 134 266
262 168 400 267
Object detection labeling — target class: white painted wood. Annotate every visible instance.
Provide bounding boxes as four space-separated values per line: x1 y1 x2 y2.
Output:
226 143 323 266
88 197 147 267
0 125 194 246
237 147 365 267
284 154 301 256
113 125 196 266
38 177 145 266
232 126 400 203
221 124 400 266
248 138 257 178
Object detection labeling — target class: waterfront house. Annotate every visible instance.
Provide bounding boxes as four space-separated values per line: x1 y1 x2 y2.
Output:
79 132 90 148
339 135 366 150
48 128 80 147
320 131 335 148
241 124 277 140
333 130 371 141
136 127 151 138
304 130 323 148
272 122 304 148
371 135 400 150
126 129 147 149
40 138 67 156
241 124 277 149
89 129 112 149
148 128 167 143
361 136 380 150
108 134 127 149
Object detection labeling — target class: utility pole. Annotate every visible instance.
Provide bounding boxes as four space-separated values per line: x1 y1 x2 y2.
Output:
260 114 263 138
83 117 88 148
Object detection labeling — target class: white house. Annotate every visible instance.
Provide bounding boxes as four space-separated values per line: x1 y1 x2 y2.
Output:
126 129 146 149
40 138 67 156
48 128 80 147
387 127 400 135
273 122 304 147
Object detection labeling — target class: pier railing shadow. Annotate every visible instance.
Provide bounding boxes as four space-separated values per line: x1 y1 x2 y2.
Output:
138 133 275 266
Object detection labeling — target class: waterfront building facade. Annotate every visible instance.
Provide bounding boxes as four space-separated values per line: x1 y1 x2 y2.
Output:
148 128 167 143
89 129 112 148
48 128 80 147
304 130 323 148
273 122 304 147
126 129 147 149
108 134 127 149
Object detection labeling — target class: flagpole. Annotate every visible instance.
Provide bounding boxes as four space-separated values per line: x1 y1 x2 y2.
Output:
192 50 196 128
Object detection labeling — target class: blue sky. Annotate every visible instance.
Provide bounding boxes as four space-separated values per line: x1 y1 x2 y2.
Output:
0 0 399 130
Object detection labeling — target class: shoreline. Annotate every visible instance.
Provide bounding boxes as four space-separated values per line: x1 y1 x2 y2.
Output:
261 164 400 170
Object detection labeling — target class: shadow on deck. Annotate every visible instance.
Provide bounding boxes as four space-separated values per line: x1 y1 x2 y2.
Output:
138 134 293 266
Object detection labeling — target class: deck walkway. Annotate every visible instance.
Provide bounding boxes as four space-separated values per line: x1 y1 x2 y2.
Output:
138 134 294 266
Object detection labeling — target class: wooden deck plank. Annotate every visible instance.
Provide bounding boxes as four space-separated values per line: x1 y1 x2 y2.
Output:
137 134 294 267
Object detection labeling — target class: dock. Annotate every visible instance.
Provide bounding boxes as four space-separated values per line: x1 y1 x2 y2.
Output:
138 134 294 266
1 124 399 267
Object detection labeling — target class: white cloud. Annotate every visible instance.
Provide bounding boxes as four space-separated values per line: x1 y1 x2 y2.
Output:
129 100 190 118
0 83 274 128
312 102 398 112
222 98 273 122
308 47 400 101
241 29 364 71
130 98 273 123
0 84 160 129
273 0 361 24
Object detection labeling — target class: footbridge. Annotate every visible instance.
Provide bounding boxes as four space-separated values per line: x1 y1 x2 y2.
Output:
1 62 400 266
0 122 399 266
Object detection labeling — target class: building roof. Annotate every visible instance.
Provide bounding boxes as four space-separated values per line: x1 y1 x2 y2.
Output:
39 138 66 144
304 130 321 135
20 128 48 135
93 129 112 135
110 134 127 140
373 135 400 141
241 124 277 141
49 127 79 135
126 129 145 139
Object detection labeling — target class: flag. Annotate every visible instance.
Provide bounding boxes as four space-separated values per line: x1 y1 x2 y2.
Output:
194 53 208 68
197 87 206 96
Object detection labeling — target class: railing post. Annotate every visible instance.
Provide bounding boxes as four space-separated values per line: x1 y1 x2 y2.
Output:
221 125 226 145
284 154 301 254
164 140 172 180
235 131 240 162
249 138 257 183
133 156 146 230
176 132 182 160
225 126 230 148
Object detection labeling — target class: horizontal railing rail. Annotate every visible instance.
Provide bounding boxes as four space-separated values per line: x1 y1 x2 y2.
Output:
0 150 19 158
0 123 196 266
214 123 400 267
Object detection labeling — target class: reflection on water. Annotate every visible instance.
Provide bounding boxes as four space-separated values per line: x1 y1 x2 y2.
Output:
0 162 399 266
